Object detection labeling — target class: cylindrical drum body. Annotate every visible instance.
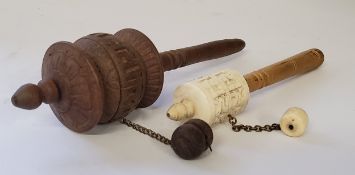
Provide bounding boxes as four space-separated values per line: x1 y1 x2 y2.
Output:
173 69 250 125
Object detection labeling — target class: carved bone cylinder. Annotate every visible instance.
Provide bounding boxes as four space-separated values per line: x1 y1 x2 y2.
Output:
168 69 250 125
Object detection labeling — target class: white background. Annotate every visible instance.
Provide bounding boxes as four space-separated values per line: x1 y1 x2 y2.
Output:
1 0 354 174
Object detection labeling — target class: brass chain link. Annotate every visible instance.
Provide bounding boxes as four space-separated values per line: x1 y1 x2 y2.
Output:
119 118 171 145
228 115 281 132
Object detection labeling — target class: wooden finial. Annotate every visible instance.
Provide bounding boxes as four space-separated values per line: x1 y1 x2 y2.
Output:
12 84 43 110
12 80 59 110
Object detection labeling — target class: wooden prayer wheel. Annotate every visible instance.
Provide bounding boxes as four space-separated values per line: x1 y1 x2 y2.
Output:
11 28 246 132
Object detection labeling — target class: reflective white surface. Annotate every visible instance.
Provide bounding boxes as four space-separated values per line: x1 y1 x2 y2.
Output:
0 0 354 174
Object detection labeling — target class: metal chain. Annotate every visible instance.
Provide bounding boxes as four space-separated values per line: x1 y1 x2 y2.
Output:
119 114 280 145
228 115 281 132
119 118 171 145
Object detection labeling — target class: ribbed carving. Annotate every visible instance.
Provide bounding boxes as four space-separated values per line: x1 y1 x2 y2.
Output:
109 38 146 120
75 34 121 123
76 33 146 121
42 42 104 132
115 28 164 107
244 48 324 92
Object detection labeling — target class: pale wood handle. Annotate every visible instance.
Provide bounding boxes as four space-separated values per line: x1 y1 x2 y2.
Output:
244 48 324 92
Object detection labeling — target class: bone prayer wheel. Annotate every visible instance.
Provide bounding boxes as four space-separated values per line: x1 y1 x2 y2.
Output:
168 48 324 159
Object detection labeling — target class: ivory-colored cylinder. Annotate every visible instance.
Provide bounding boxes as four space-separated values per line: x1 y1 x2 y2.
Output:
167 69 250 125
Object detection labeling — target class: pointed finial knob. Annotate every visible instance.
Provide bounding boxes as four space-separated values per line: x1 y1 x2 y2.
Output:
12 80 59 110
12 84 43 110
167 100 195 121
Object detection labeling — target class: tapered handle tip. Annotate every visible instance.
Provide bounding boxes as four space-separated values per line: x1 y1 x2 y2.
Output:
310 48 324 67
228 38 246 53
160 38 246 71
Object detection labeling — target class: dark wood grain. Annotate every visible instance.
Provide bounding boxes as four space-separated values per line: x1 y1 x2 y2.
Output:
11 28 245 132
75 33 122 123
42 42 104 132
160 39 245 71
115 29 164 108
75 33 147 122
171 119 213 160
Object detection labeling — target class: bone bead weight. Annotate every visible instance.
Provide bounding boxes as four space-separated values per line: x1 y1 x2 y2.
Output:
168 48 324 159
280 107 309 137
11 28 246 132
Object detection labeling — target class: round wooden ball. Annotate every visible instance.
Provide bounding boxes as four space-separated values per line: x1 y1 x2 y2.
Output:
171 119 213 160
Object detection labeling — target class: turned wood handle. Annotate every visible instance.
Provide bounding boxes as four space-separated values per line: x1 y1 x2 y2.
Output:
160 39 245 71
244 48 324 92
